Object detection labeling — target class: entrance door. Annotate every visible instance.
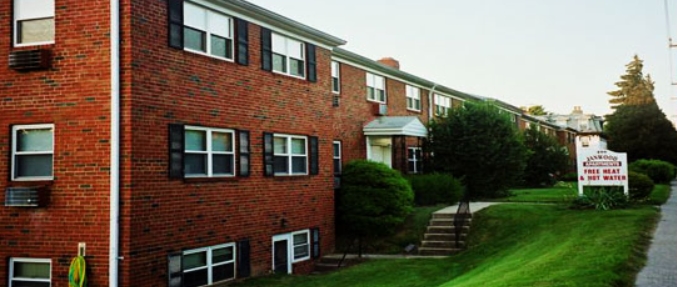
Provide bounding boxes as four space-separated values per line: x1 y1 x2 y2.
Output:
369 145 392 167
272 236 291 274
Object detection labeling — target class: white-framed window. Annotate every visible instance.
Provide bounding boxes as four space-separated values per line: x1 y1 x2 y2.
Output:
333 141 341 175
366 73 386 103
333 141 341 188
272 33 305 78
291 230 310 262
406 85 421 111
182 243 236 287
331 61 340 93
184 126 235 177
13 0 55 46
12 124 54 181
274 134 307 175
434 94 451 117
183 1 234 60
408 147 422 174
9 258 51 287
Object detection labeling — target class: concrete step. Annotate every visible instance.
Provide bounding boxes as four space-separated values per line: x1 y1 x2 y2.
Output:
420 240 465 248
423 233 466 241
432 213 473 220
428 218 472 226
426 225 470 234
418 247 463 256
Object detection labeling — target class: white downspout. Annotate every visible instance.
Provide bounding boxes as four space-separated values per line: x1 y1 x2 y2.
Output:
428 84 438 121
109 0 121 285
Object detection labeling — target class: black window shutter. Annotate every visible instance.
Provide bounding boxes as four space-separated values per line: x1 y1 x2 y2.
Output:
306 43 317 82
167 252 183 287
260 28 272 71
311 228 321 259
237 239 251 278
168 124 185 179
309 136 319 175
167 0 184 49
9 125 15 181
235 18 249 66
238 130 250 177
263 132 274 176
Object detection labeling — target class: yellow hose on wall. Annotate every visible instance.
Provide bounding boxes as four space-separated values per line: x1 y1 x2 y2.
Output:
68 256 87 287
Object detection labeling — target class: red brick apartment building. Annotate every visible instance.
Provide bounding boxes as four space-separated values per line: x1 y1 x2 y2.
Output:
0 0 577 286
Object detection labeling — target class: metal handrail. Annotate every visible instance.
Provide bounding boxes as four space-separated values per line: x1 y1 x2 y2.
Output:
453 199 471 248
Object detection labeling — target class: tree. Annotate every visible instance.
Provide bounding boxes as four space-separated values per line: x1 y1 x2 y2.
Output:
336 160 414 256
527 105 548 116
605 102 677 165
605 55 677 166
426 102 528 199
522 125 570 187
607 55 655 109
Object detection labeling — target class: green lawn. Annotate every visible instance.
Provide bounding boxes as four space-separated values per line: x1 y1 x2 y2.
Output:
648 184 671 205
235 204 659 287
502 183 673 205
500 183 579 203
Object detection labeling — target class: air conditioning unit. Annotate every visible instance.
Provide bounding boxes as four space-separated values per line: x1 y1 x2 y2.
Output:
5 187 49 207
9 49 52 71
372 103 387 116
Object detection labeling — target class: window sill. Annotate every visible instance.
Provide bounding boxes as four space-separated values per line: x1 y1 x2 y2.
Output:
407 108 422 113
292 255 310 263
272 70 307 81
183 48 235 63
12 177 54 182
183 177 241 184
367 99 387 105
14 41 55 48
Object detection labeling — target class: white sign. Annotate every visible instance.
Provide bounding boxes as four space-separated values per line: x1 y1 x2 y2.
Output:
576 148 628 196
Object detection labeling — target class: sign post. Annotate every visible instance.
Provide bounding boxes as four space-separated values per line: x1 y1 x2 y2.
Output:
576 149 628 196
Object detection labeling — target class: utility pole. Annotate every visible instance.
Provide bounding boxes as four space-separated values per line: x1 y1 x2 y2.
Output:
666 0 677 127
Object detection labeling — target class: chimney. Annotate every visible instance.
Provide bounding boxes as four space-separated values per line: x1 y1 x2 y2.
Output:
377 57 400 70
572 106 583 114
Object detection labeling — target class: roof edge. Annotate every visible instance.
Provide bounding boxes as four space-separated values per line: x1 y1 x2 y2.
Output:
333 48 481 102
221 0 347 47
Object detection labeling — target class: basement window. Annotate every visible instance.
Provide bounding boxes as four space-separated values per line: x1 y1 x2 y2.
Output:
9 258 51 287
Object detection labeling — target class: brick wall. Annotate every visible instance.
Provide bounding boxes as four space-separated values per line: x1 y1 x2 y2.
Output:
121 0 336 285
0 1 113 286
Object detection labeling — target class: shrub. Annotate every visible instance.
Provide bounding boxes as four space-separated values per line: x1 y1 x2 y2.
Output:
571 187 628 210
522 125 570 187
406 173 464 206
628 171 655 201
426 102 528 199
629 159 676 184
337 160 414 242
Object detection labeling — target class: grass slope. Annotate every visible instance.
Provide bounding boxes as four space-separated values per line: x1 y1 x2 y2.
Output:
364 204 446 254
441 204 657 287
235 204 658 287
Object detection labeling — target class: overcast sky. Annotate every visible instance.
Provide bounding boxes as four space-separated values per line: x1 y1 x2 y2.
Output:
247 0 677 120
